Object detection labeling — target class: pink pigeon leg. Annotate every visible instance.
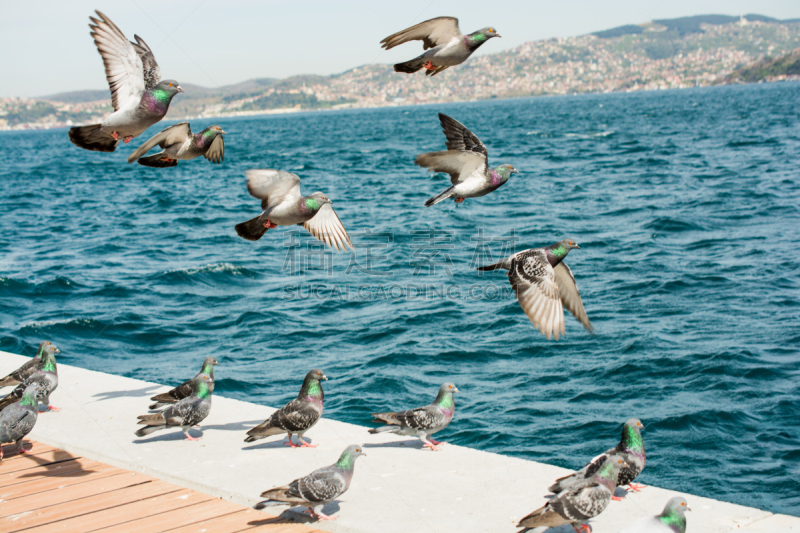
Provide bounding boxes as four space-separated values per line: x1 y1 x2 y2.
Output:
296 437 318 448
421 437 441 451
112 131 119 140
627 482 647 492
428 438 442 445
123 136 133 143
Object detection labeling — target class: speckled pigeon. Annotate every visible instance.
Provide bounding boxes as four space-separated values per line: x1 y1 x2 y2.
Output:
417 113 518 206
135 373 212 440
550 419 646 499
517 455 629 533
0 341 56 390
149 357 218 410
368 382 458 451
254 444 366 521
68 10 183 152
0 344 60 412
0 384 40 461
381 17 501 76
127 123 225 167
235 169 354 251
621 497 690 533
245 369 326 448
477 239 592 340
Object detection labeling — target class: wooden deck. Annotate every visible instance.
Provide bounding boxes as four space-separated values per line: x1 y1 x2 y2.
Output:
0 441 324 533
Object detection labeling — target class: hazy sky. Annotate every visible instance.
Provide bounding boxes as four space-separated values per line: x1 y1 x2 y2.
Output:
3 0 800 97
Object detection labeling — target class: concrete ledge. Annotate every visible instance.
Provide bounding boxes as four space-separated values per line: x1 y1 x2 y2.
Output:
1 352 797 533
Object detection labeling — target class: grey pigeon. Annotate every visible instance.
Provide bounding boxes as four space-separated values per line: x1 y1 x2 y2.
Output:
620 497 690 533
135 373 212 440
235 169 354 251
517 455 629 533
369 382 459 451
245 369 327 448
418 113 518 206
127 122 225 167
0 384 40 461
149 357 218 410
0 341 56 390
68 10 183 152
477 239 592 340
0 344 60 412
381 17 500 76
254 444 366 521
550 419 646 499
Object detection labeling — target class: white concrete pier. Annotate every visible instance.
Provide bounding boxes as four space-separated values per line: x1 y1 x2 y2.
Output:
1 352 797 533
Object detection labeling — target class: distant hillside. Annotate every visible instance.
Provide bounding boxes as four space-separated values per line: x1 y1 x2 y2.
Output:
41 89 109 104
593 14 796 38
726 49 800 82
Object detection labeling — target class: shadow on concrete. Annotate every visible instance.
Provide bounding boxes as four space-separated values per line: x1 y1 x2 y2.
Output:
133 429 201 443
198 420 261 432
242 436 320 450
250 503 343 524
92 385 162 402
363 439 427 450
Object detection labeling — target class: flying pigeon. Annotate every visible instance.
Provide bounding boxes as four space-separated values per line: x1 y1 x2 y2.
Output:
621 497 690 533
149 357 218 410
368 382 458 451
0 341 56 390
245 369 327 448
127 122 225 167
477 239 592 339
517 455 629 533
68 10 183 152
417 113 518 206
381 17 501 76
254 444 366 521
0 344 60 412
135 374 212 440
234 169 354 251
0 384 40 461
550 419 646 500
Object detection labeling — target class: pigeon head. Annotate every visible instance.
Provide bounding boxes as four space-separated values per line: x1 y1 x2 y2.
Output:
20 383 42 406
193 373 213 398
156 79 184 95
434 382 459 410
495 164 519 178
472 27 501 40
545 239 580 264
594 454 629 487
306 369 328 382
620 418 645 453
201 125 226 137
36 341 53 356
201 357 219 374
301 369 327 400
439 382 460 395
39 344 59 371
661 497 690 529
336 444 367 469
304 192 332 212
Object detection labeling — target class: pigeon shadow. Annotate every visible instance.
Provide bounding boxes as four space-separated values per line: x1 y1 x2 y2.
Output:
242 436 319 451
613 486 629 499
251 503 342 524
91 385 162 402
363 439 427 450
8 447 96 478
133 429 203 443
198 420 262 432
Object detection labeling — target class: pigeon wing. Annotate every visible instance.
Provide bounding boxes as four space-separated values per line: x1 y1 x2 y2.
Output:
508 250 566 340
272 398 321 432
554 262 593 333
291 468 347 503
127 122 192 162
245 169 302 210
89 11 146 111
415 151 486 185
552 484 612 522
393 405 446 431
381 17 462 50
131 35 161 90
438 114 488 158
304 204 354 252
204 135 224 164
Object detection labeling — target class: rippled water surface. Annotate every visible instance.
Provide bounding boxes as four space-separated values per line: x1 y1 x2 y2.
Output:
1 82 799 515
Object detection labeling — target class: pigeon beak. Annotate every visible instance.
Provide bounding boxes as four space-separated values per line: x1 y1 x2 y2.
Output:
686 506 692 512
574 244 581 249
496 34 502 38
322 375 328 381
177 86 184 93
220 130 227 135
454 387 460 393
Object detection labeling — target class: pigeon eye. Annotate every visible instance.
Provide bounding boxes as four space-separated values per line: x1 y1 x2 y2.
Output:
169 83 173 87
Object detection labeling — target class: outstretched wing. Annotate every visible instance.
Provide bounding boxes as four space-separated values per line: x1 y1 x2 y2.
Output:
380 17 461 50
289 467 347 503
554 262 593 333
438 114 488 158
127 122 192 162
204 136 224 164
304 204 354 252
551 483 612 522
508 250 565 340
131 35 161 90
245 169 302 210
89 11 146 111
415 151 486 185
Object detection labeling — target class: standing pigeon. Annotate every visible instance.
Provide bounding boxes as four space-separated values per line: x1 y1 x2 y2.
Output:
0 341 57 390
381 17 501 76
254 444 366 521
127 123 226 167
234 169 354 251
135 374 212 440
0 384 40 461
517 455 629 533
148 357 218 410
477 239 592 339
0 344 60 412
417 113 519 206
368 382 459 451
620 497 690 533
68 11 183 152
549 419 646 499
245 369 327 448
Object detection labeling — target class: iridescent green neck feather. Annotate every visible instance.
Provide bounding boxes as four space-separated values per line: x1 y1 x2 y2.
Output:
435 391 454 409
336 450 355 469
660 510 686 531
40 352 56 372
622 425 644 452
305 379 323 399
549 244 567 259
305 198 321 211
20 390 38 407
196 380 211 399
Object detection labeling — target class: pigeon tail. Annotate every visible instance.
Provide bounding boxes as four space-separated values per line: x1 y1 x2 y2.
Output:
235 216 269 241
138 152 178 168
0 376 19 389
425 185 455 207
395 57 426 74
0 393 20 411
135 425 165 437
367 425 396 434
477 260 506 272
68 124 119 152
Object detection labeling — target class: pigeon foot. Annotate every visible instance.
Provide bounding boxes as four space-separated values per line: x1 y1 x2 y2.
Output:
423 61 436 71
422 442 441 451
18 444 31 454
262 220 278 230
184 434 201 441
612 495 624 501
44 405 60 412
284 440 302 448
160 157 177 162
572 524 592 533
428 438 442 445
455 197 465 203
627 483 646 492
297 439 318 448
112 131 120 140
315 512 337 521
123 136 133 143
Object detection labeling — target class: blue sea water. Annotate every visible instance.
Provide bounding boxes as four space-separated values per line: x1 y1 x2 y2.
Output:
1 82 799 515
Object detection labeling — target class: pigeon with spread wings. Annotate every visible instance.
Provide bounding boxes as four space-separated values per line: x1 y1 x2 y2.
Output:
127 122 225 167
68 10 183 152
417 113 518 206
235 170 354 252
381 17 501 76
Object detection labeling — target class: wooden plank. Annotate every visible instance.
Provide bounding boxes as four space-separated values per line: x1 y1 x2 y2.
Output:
89 496 235 533
163 509 320 533
0 464 124 501
0 449 78 475
0 458 107 489
0 442 58 463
